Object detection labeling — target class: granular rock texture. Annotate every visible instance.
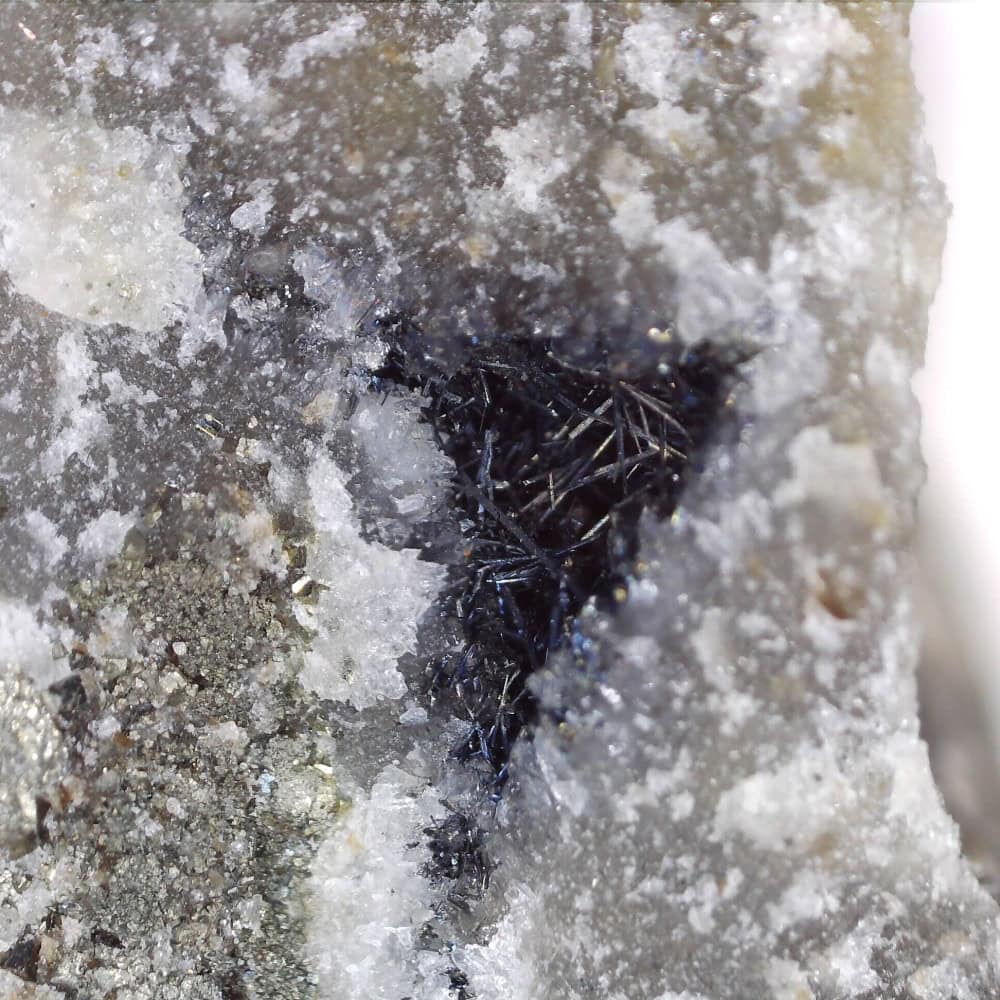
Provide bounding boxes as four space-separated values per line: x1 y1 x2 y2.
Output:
0 3 993 999
2 465 330 998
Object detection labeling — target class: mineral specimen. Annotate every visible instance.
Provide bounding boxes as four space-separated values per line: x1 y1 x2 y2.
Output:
0 3 992 999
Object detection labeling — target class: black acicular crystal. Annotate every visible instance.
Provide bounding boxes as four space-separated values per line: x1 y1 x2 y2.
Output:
373 323 737 794
423 804 494 912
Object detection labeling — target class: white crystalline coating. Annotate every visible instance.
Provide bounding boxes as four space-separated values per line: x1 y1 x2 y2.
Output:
455 887 543 1000
560 3 592 70
819 921 882 996
305 765 452 1000
298 452 445 710
414 25 488 93
767 869 838 934
35 326 111 480
349 392 453 508
0 843 77 977
176 289 228 363
74 509 134 568
229 182 276 235
228 506 288 580
651 220 766 342
398 703 428 726
907 960 982 1000
712 742 859 853
618 14 685 101
0 970 63 998
500 26 534 50
89 603 139 662
21 511 68 571
89 715 122 741
616 8 714 161
40 400 109 479
487 112 584 216
598 144 651 212
0 598 64 688
0 108 202 332
66 26 128 86
622 102 714 161
277 13 366 78
292 244 380 336
747 2 871 122
198 494 291 595
749 237 830 414
220 43 271 105
603 194 766 342
774 426 890 527
133 38 180 91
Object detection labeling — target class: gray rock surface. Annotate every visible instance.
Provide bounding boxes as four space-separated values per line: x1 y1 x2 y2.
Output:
0 3 992 999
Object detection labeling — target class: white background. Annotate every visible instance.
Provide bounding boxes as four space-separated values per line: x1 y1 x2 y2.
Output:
912 2 1000 748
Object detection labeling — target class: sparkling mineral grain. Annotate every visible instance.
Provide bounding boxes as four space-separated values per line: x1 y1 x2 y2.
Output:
0 3 991 1000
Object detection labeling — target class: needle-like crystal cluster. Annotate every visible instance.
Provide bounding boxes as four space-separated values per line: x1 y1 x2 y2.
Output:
0 3 994 999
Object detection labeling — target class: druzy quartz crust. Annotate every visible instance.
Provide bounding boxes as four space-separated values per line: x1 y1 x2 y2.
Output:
0 3 992 999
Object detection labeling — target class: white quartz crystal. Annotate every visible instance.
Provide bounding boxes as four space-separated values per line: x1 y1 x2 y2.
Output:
305 765 452 1000
0 109 201 332
297 451 445 711
0 600 64 690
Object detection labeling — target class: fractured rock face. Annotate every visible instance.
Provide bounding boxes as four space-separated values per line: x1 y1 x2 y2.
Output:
0 3 992 999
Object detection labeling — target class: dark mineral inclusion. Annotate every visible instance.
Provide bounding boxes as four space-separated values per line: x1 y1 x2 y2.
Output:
373 319 737 912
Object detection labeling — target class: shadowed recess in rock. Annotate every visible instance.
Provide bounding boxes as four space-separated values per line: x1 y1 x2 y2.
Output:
370 320 739 890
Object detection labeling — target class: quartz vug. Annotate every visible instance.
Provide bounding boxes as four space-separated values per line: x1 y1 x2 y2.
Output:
0 4 994 999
